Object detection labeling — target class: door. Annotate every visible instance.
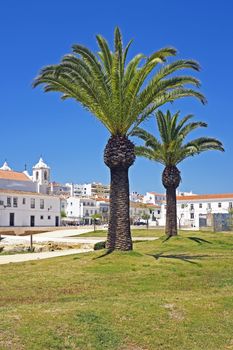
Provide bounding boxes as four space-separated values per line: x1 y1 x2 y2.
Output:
30 216 35 227
9 213 14 226
55 216 59 227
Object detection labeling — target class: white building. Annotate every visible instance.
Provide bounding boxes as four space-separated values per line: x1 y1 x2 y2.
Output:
159 193 233 229
0 189 60 227
66 182 110 198
143 192 166 205
0 159 60 227
66 197 98 224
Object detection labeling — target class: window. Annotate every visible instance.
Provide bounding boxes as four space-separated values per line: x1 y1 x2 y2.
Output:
181 204 185 209
40 199 44 209
36 171 39 180
22 198 26 205
229 202 233 209
40 215 44 220
13 197 18 208
158 210 160 214
44 171 47 180
7 197 11 207
31 198 35 209
218 203 222 208
190 204 194 210
208 203 211 209
199 203 202 208
70 202 73 206
0 200 3 206
48 215 51 220
190 213 194 219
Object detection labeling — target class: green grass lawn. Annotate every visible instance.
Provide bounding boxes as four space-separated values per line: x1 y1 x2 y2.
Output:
75 228 165 238
1 230 233 350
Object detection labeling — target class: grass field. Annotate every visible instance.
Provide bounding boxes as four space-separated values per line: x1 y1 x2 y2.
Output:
74 228 164 238
1 230 233 350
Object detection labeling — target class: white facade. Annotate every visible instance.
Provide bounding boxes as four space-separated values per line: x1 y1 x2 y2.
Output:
159 193 233 228
0 189 60 227
143 192 166 205
66 197 98 223
65 182 110 198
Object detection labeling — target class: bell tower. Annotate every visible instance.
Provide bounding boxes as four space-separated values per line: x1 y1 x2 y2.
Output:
32 157 50 193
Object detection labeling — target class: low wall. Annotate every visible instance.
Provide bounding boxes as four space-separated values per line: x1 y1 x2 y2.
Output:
0 226 91 236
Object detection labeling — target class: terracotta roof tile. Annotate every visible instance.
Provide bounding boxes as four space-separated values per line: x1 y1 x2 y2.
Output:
0 170 31 182
177 193 233 201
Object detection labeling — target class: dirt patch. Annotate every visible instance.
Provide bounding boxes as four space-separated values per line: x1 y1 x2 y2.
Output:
164 303 185 321
0 242 92 254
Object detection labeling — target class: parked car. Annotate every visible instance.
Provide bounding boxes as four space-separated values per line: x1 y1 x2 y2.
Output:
134 221 147 226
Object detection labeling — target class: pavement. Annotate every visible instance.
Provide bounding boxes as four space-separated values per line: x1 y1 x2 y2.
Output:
0 227 158 265
0 248 93 265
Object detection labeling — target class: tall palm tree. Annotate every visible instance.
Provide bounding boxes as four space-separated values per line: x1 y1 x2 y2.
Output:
132 110 224 237
33 27 206 251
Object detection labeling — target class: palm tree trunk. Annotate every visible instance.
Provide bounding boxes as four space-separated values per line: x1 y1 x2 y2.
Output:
104 135 135 251
165 186 178 236
162 165 181 237
106 166 132 251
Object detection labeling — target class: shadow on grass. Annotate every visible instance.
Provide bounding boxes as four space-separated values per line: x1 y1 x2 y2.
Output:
93 249 114 259
162 235 212 245
187 236 212 244
148 252 210 264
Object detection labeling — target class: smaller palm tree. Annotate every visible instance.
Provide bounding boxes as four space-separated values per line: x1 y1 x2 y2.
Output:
132 110 224 236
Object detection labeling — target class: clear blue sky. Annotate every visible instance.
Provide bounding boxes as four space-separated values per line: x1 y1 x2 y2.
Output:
1 0 233 194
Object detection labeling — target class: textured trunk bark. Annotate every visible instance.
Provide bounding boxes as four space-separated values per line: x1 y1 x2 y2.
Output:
106 167 132 251
165 186 178 236
104 135 135 251
162 165 181 237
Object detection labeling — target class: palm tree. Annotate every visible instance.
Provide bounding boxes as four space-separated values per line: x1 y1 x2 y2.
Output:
132 110 224 237
33 27 206 251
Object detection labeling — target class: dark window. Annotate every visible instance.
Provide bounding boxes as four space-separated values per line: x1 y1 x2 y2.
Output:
31 198 35 209
0 200 4 206
181 204 185 209
40 199 44 209
13 197 18 208
199 203 202 208
190 204 194 210
229 202 233 209
40 215 44 220
208 203 211 209
190 213 194 219
7 197 11 207
22 198 26 205
48 215 51 220
218 203 222 208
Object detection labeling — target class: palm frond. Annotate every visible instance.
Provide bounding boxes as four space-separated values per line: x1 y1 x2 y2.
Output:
132 110 224 167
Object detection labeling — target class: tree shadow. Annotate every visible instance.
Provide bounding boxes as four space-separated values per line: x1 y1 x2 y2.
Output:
187 236 212 244
93 249 114 260
147 252 210 264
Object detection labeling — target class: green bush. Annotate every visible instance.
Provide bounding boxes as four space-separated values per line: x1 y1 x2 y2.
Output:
94 241 106 250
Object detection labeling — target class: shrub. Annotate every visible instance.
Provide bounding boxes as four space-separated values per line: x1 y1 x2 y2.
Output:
94 241 106 250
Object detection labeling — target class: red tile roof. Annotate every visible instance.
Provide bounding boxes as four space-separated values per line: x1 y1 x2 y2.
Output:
177 193 233 201
0 170 31 182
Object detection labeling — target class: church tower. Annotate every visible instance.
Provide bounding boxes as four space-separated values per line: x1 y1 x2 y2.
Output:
32 157 50 193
